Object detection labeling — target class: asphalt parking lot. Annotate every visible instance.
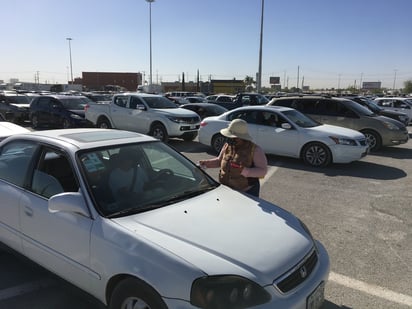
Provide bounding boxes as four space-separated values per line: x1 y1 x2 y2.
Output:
0 129 411 308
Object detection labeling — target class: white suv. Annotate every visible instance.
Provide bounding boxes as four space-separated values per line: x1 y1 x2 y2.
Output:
373 97 412 124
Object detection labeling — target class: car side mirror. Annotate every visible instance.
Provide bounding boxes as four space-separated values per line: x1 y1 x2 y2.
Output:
49 191 90 217
137 104 146 110
281 123 292 129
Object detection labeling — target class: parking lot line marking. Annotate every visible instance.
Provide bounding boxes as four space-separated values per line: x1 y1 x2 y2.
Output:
261 166 279 186
329 272 412 306
0 278 56 301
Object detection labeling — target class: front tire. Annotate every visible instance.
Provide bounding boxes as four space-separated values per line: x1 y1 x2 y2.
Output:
150 123 168 142
301 142 332 167
361 129 381 151
109 278 167 309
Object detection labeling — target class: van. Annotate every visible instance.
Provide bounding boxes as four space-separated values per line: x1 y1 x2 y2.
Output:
268 96 409 150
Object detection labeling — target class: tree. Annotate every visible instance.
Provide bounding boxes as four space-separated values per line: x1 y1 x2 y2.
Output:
244 76 255 91
403 80 412 94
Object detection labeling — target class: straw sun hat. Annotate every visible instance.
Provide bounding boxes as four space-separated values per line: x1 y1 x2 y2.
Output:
220 119 253 141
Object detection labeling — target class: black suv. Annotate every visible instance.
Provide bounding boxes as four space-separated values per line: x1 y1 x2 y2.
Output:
0 92 31 124
30 95 93 129
269 96 409 150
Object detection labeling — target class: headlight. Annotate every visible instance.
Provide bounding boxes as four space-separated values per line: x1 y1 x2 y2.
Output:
70 114 83 120
166 116 187 123
329 136 357 146
190 275 271 308
382 121 400 130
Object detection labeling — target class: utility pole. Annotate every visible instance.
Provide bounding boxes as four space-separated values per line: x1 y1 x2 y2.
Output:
257 0 264 92
66 38 73 83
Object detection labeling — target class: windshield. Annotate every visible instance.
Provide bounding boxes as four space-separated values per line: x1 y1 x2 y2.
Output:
142 96 178 109
282 109 320 128
78 141 218 217
342 99 375 116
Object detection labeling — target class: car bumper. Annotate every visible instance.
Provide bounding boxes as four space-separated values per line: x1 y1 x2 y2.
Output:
163 242 330 309
329 144 369 163
381 130 409 147
168 123 200 137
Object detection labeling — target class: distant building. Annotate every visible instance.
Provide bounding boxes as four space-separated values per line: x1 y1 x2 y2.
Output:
82 72 142 91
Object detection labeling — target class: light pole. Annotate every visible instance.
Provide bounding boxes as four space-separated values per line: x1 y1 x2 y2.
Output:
257 0 264 93
66 38 73 84
146 0 155 90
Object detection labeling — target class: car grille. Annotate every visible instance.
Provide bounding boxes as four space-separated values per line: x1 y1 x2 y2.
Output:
274 248 318 293
183 116 200 124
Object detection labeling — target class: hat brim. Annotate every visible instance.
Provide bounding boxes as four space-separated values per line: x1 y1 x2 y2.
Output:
220 127 253 141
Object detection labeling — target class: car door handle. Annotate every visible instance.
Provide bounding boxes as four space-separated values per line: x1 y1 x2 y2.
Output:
24 206 33 217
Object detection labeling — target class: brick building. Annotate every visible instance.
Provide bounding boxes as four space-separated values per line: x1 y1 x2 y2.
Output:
81 72 142 91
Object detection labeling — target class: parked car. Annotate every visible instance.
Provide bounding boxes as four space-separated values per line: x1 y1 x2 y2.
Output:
85 92 200 142
268 96 409 151
0 114 30 141
205 94 235 103
0 128 329 309
180 102 228 119
373 97 412 124
30 95 93 129
82 92 113 103
165 96 190 105
345 96 410 126
211 93 270 110
0 91 31 124
183 96 209 103
199 105 369 167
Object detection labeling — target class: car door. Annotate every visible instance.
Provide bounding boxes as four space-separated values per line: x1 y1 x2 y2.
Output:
19 146 95 285
110 95 129 128
0 140 39 253
122 96 148 132
253 111 300 156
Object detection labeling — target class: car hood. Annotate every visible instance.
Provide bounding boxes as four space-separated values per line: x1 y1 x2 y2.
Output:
112 186 313 284
0 122 30 137
153 108 199 118
308 124 365 139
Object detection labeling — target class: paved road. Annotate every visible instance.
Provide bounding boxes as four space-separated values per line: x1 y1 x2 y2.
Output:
0 131 411 308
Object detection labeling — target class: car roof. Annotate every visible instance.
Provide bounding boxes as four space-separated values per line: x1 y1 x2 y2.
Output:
5 129 156 151
229 105 294 113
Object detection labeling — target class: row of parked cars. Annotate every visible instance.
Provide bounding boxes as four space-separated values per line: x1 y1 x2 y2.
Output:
1 91 410 163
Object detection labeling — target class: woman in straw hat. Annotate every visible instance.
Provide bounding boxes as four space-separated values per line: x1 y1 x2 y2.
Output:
199 119 267 197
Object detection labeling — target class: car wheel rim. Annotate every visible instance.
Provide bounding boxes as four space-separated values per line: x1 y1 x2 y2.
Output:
213 136 225 153
153 128 165 140
305 145 327 166
364 133 376 149
120 297 150 309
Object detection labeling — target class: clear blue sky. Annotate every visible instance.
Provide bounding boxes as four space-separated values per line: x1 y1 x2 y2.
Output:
1 0 411 90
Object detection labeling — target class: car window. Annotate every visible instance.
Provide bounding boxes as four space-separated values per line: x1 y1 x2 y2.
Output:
30 148 79 198
0 140 38 187
114 96 128 108
143 96 179 109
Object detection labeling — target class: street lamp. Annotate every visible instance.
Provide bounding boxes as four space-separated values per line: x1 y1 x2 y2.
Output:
146 0 155 90
66 38 73 84
257 0 264 93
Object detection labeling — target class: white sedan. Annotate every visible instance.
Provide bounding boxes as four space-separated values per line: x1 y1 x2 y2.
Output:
0 115 30 141
0 128 329 309
198 106 369 167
